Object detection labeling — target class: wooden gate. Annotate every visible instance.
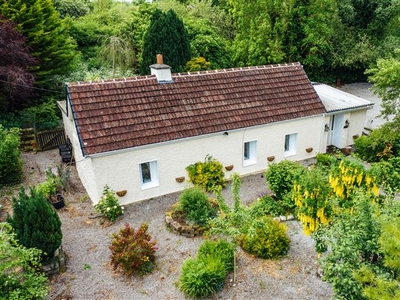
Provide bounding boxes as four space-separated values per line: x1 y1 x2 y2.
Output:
21 127 66 151
36 128 66 151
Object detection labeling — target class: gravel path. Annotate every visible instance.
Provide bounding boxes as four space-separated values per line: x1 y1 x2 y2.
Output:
15 149 332 300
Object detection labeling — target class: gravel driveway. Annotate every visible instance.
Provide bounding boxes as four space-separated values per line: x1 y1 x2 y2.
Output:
13 149 332 300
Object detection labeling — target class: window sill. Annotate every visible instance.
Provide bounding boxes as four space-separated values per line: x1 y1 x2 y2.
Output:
141 182 159 190
284 151 296 158
243 160 257 167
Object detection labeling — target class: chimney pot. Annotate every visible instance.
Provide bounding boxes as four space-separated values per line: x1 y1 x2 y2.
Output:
150 54 172 83
157 54 163 64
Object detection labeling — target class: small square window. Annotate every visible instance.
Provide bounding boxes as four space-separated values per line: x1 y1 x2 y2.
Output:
244 140 257 166
139 161 159 189
284 133 297 156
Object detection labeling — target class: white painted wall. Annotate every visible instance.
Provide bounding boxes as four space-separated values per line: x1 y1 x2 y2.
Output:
324 108 369 149
344 109 369 146
79 114 325 205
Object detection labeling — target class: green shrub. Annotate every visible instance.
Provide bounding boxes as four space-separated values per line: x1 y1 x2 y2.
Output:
36 168 63 199
7 187 62 261
248 194 285 218
178 255 227 298
94 185 123 222
240 216 290 259
110 223 157 276
197 239 235 272
0 223 49 299
0 101 60 130
370 157 400 195
265 160 305 200
186 155 226 192
0 125 23 186
315 153 339 171
179 188 217 226
18 100 60 130
354 123 400 162
185 56 211 72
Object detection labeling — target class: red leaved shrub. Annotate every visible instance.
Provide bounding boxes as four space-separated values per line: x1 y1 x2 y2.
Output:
109 223 157 276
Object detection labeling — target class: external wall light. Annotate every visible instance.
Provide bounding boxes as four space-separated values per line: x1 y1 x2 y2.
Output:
223 131 229 136
324 124 330 132
344 120 350 128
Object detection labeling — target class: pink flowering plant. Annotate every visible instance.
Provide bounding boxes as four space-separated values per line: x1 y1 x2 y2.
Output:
94 185 124 222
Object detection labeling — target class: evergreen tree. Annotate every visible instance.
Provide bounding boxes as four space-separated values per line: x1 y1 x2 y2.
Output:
0 0 77 90
7 187 62 262
139 9 190 75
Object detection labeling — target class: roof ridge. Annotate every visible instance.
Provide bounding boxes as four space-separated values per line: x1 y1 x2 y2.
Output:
67 62 302 86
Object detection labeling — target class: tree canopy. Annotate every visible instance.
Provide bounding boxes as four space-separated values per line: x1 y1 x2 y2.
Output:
0 0 78 90
139 8 190 74
0 17 36 112
366 51 400 121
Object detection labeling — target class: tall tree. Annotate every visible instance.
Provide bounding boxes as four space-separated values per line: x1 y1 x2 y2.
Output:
285 0 338 79
0 0 77 90
0 17 36 112
366 51 400 121
53 0 89 19
331 0 400 82
139 8 190 74
228 0 289 66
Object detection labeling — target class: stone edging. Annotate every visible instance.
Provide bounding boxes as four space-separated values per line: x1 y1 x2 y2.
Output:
165 214 206 237
273 215 295 222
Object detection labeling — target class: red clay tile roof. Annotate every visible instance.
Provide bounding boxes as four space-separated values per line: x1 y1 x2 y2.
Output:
66 63 326 156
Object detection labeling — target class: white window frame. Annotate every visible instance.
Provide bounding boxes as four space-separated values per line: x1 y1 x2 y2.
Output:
284 133 297 156
243 140 257 166
139 160 159 190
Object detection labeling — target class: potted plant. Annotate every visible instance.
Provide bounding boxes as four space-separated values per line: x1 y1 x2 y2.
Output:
37 168 65 209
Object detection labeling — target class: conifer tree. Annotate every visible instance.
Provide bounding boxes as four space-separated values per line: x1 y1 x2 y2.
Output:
0 0 77 89
7 187 62 261
139 9 190 75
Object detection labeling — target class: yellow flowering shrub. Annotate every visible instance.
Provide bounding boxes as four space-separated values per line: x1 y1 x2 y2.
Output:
329 159 379 208
293 168 332 235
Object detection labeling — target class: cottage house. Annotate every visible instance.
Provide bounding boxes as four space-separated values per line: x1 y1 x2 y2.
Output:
60 57 372 205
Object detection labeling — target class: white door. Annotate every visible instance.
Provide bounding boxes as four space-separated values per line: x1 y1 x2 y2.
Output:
328 114 344 148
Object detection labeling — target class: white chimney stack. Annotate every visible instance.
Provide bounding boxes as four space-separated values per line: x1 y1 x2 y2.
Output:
150 54 173 83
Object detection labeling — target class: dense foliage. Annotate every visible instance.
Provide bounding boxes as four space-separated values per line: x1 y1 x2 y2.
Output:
293 168 332 235
178 238 234 298
186 155 226 192
139 8 190 74
265 160 305 201
209 173 291 260
7 187 62 261
109 223 157 276
0 223 48 300
178 187 218 226
0 0 77 89
0 125 23 186
0 0 399 125
354 122 400 162
239 216 290 259
0 17 36 113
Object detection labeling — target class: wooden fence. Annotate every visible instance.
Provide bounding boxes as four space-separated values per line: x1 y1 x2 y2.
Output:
20 127 66 151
